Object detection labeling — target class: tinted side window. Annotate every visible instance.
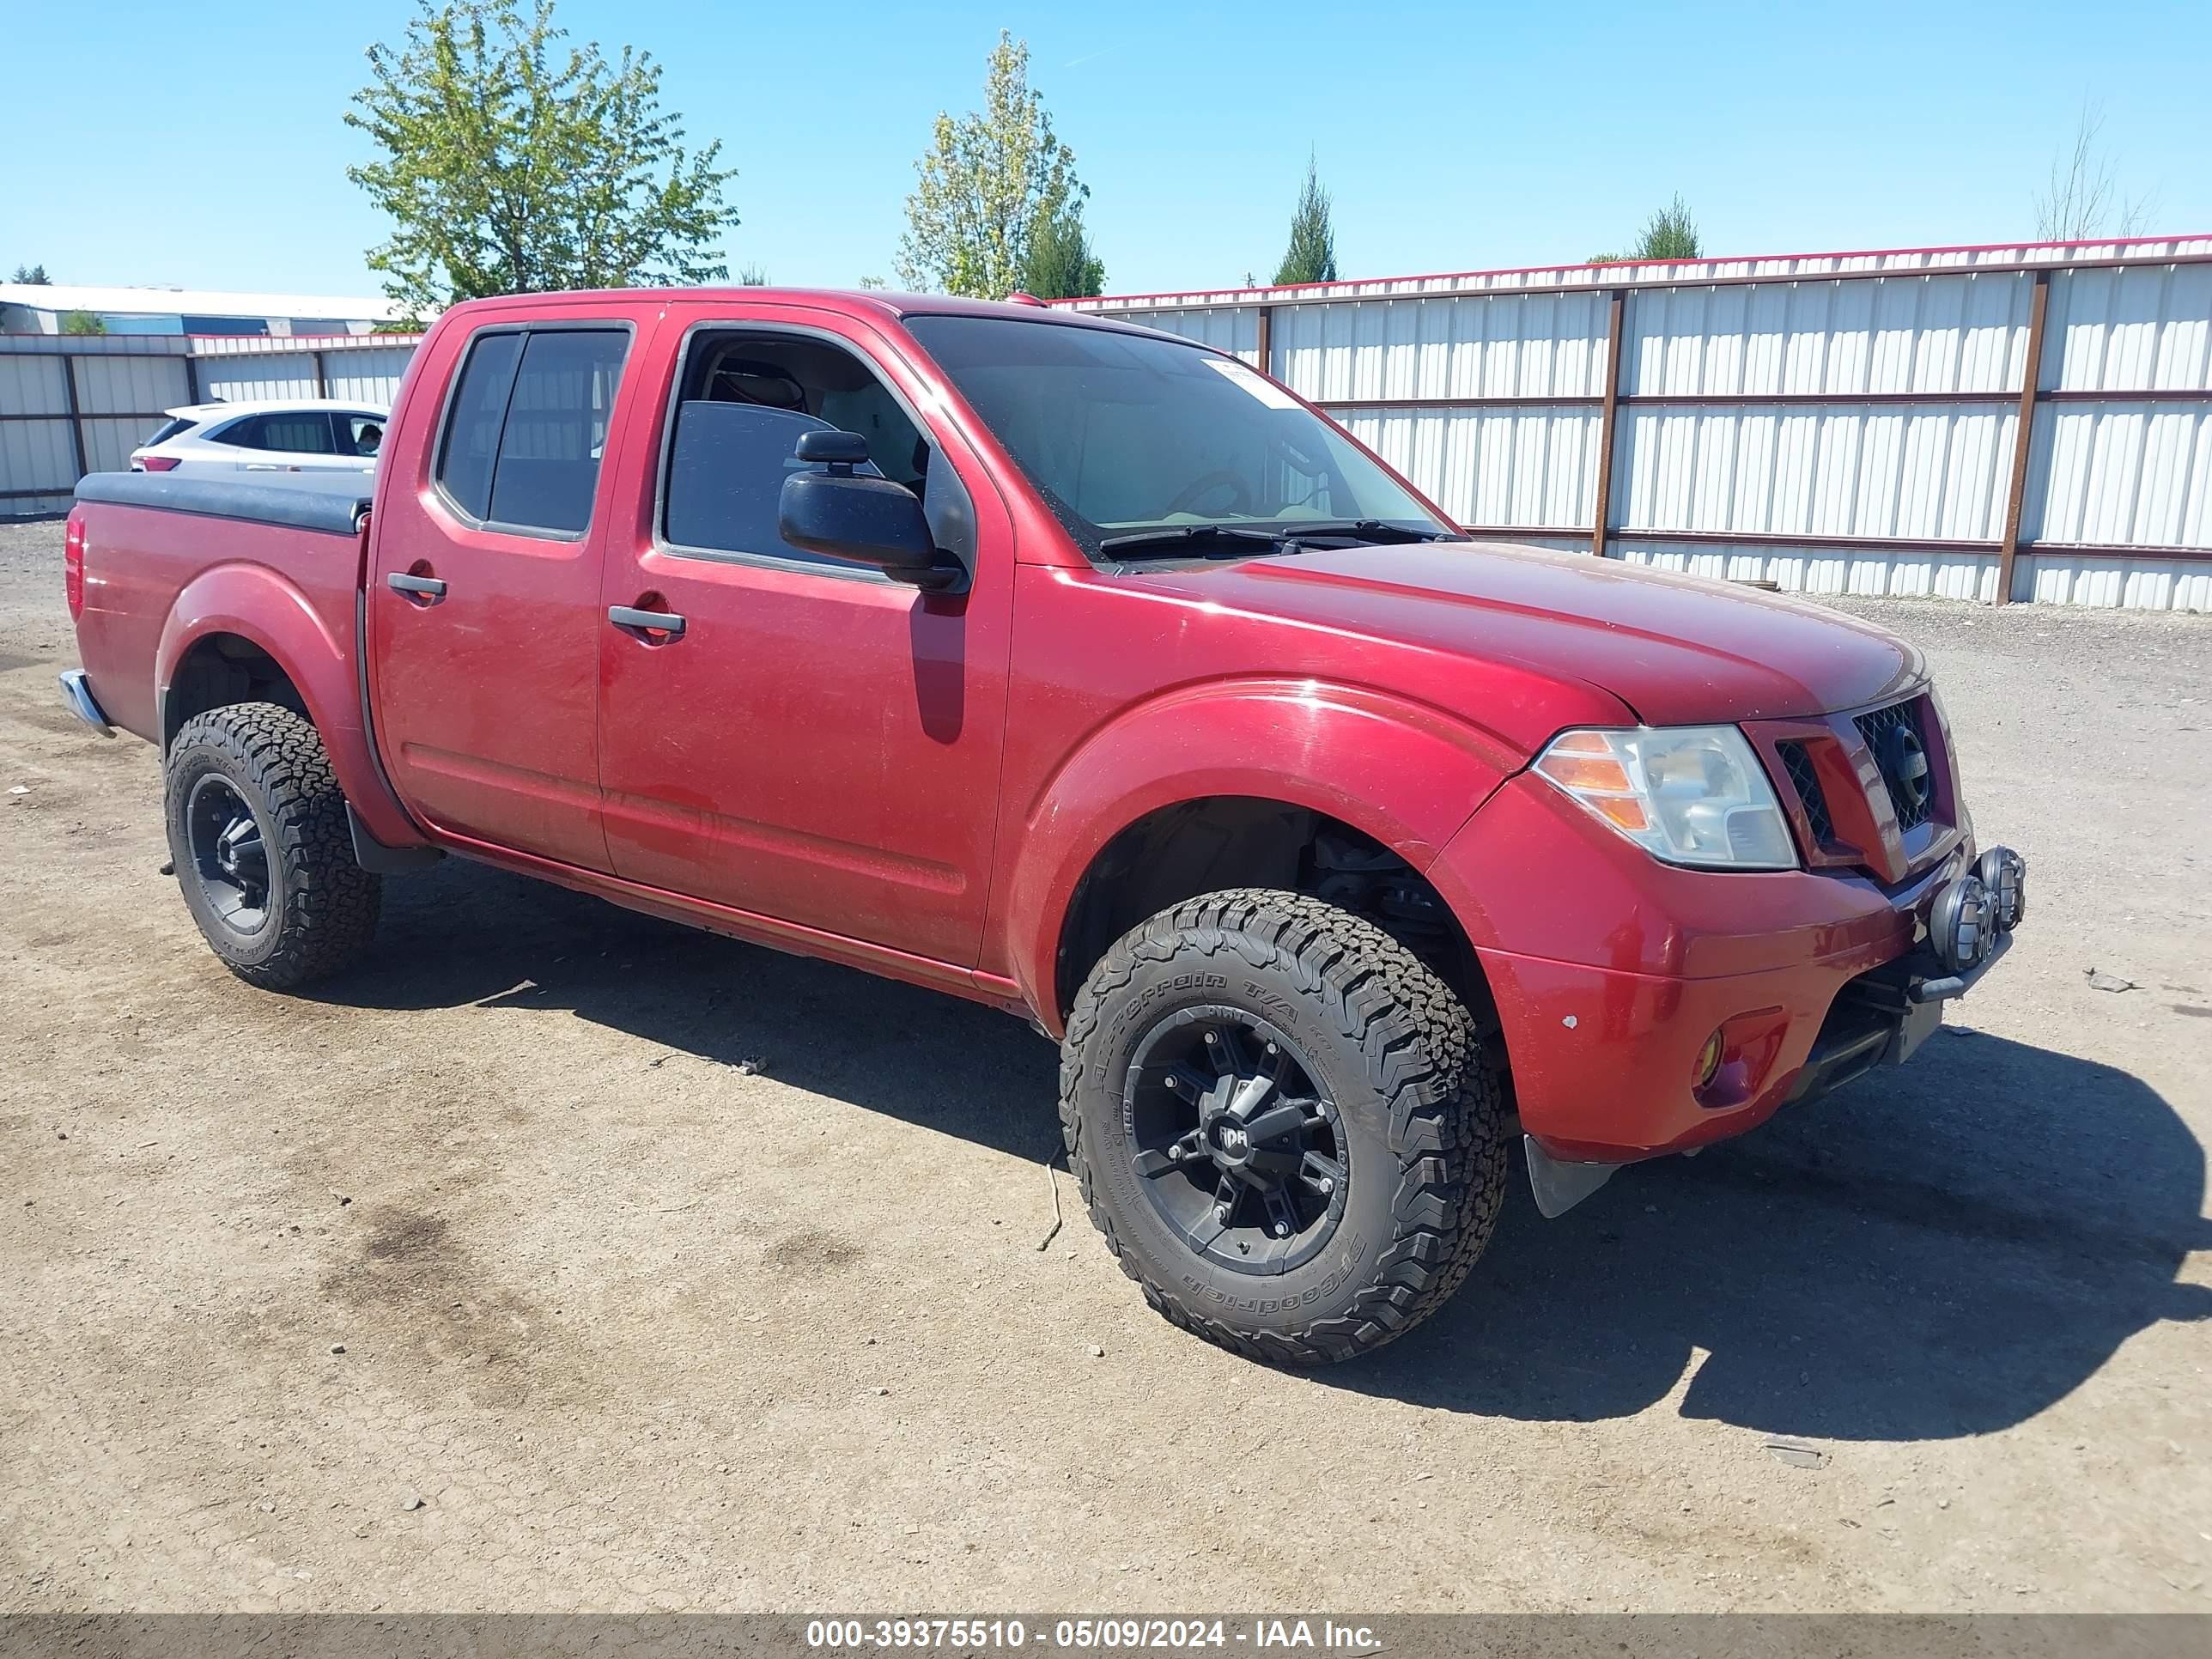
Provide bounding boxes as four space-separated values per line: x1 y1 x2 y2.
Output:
437 332 524 520
143 417 197 446
256 412 337 454
664 403 879 566
487 331 628 534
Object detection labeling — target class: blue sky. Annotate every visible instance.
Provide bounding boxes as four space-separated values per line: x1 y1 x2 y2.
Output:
5 0 2209 301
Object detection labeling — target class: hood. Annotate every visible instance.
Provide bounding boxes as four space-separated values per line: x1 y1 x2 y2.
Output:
1122 539 1923 726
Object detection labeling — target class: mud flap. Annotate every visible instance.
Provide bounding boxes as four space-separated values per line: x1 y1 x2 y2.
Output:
1523 1133 1622 1218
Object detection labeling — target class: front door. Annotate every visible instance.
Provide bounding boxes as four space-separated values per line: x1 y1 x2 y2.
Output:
368 314 645 869
593 307 1013 968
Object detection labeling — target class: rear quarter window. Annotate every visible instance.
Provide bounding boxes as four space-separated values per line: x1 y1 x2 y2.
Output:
435 326 629 534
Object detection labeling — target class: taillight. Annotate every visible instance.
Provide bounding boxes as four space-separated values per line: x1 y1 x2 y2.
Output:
138 455 181 472
64 511 86 620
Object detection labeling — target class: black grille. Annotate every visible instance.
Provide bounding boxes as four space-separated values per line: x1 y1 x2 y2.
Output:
1854 698 1935 832
1776 740 1833 844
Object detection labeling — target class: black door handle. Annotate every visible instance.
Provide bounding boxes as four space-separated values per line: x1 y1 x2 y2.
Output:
386 572 447 599
608 604 686 639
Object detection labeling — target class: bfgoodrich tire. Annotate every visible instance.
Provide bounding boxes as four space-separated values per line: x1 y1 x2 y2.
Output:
163 702 380 989
1060 888 1506 1365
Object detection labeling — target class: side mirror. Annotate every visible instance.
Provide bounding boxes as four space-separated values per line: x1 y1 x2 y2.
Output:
779 434 958 590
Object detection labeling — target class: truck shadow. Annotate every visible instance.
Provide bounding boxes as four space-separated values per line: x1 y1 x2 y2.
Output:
315 862 2212 1443
1324 1031 2212 1441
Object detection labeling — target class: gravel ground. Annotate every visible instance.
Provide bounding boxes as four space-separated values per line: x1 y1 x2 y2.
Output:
1 515 2208 1614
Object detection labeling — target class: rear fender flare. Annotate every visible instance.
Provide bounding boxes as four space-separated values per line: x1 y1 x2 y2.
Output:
156 562 422 848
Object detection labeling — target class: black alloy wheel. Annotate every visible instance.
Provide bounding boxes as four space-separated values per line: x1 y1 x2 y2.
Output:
184 773 273 939
1125 1009 1348 1274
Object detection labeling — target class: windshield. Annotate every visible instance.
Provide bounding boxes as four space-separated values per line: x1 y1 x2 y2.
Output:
902 314 1449 557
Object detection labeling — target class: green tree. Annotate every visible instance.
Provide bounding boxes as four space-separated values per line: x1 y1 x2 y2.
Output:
60 311 106 335
10 264 51 284
345 0 740 315
1590 193 1702 264
1273 154 1338 286
897 31 1088 299
1021 205 1104 299
737 264 770 286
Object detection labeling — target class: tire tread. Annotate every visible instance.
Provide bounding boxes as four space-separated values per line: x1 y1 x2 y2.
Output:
166 702 380 989
1059 888 1506 1366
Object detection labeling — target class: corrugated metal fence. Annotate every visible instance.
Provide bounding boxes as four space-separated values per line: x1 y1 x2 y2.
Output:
0 333 421 516
1069 235 2212 610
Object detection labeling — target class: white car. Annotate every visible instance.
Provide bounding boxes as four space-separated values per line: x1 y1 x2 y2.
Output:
130 398 390 494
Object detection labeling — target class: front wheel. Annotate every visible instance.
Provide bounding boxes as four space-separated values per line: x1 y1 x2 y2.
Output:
1060 889 1506 1364
163 702 381 989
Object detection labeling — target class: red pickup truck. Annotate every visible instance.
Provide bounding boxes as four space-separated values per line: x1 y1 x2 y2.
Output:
60 288 2025 1364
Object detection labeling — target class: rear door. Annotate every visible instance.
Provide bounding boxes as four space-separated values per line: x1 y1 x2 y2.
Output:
368 309 649 869
592 302 1014 967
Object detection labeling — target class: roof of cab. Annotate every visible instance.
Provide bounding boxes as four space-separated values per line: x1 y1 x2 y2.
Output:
434 287 1174 337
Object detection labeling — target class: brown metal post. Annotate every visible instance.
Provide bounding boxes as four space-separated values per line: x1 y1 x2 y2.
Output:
1254 304 1274 379
58 352 88 485
181 349 199 406
1589 289 1627 556
1995 270 2052 606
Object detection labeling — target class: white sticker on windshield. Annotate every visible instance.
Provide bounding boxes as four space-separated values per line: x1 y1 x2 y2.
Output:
1202 355 1302 410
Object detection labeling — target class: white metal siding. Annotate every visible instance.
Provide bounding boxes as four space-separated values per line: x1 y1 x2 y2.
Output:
195 352 321 403
2045 264 2212 392
1618 404 2015 541
0 354 70 416
1276 292 1609 400
322 346 415 405
69 353 190 420
1080 241 2212 611
1339 406 1601 530
0 419 77 502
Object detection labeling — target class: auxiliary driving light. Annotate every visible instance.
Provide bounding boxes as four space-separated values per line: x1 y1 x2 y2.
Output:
1929 874 1995 975
1976 845 2026 933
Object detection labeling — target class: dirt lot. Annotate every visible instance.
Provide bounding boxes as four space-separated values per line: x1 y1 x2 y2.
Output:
1 515 2208 1615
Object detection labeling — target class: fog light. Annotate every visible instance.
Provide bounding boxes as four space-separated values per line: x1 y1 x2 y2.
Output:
1976 845 2026 933
1693 1030 1724 1090
1929 874 1994 974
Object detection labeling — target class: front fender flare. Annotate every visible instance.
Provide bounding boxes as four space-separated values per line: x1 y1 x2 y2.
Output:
996 677 1530 1024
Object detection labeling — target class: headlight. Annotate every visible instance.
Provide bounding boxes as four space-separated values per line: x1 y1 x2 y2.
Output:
1534 726 1798 871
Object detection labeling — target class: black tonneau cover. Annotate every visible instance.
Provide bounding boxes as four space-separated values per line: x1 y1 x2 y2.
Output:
74 471 372 538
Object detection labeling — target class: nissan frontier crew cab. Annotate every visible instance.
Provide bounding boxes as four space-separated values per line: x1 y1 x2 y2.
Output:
59 287 2027 1365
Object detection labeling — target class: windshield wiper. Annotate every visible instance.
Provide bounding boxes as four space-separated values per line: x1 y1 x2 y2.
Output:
1095 520 1450 560
1275 519 1448 544
1096 524 1296 556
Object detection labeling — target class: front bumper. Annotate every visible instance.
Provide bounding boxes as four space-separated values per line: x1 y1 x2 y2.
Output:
1429 772 2021 1191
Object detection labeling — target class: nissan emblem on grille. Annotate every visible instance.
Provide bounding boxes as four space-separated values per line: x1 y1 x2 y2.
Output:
1881 722 1929 817
1854 699 1936 832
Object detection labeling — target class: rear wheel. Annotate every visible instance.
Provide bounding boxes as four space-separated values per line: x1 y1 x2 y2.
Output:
163 702 380 988
1060 888 1506 1364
